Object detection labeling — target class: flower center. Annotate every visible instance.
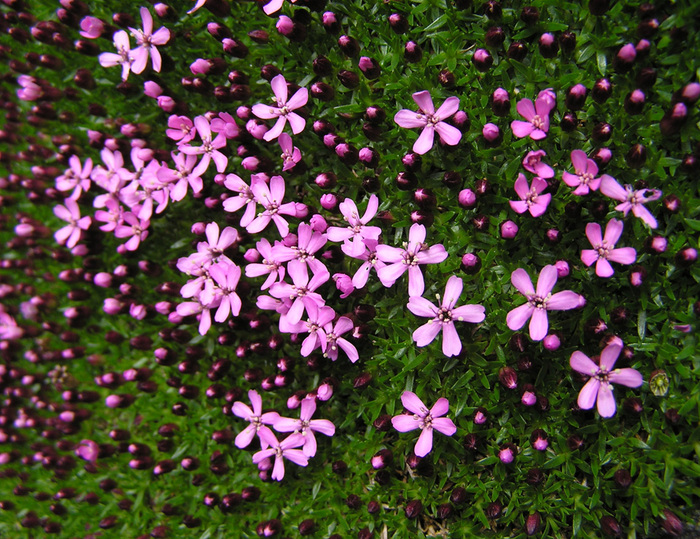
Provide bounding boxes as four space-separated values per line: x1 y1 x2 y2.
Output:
595 242 610 259
525 188 539 206
580 172 593 185
436 307 452 323
532 115 545 129
528 293 551 309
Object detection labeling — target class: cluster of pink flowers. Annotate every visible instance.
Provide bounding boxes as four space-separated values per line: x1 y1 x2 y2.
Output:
233 390 335 481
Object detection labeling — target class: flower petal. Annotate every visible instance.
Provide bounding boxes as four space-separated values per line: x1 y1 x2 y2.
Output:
270 74 288 104
585 222 603 247
430 398 449 418
412 321 442 347
401 391 428 416
599 343 622 371
394 109 427 129
516 99 535 121
596 383 617 418
451 304 485 323
412 90 435 115
536 265 558 297
577 378 600 410
580 249 599 267
414 427 434 457
392 414 421 432
511 268 535 296
547 291 584 310
432 417 457 436
570 351 599 376
529 308 548 341
599 175 627 202
570 150 587 173
506 303 533 331
595 258 615 278
603 218 624 245
413 126 435 155
434 122 462 146
441 322 462 357
407 297 438 318
607 247 636 265
609 368 643 388
442 276 463 310
513 173 530 199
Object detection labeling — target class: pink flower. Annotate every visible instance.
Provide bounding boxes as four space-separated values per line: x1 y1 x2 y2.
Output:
506 265 585 341
273 398 335 457
323 316 358 362
343 238 386 289
246 175 299 238
326 195 381 257
509 174 551 217
245 238 286 290
394 90 462 154
252 74 308 142
114 211 149 251
408 276 485 357
599 175 662 229
98 30 134 81
279 133 302 171
271 222 327 275
279 302 335 357
562 150 601 195
128 7 171 74
269 259 329 324
581 219 637 278
522 150 554 178
511 90 556 140
204 260 242 323
232 390 280 449
376 224 448 297
0 312 22 340
157 152 203 202
56 155 92 200
54 199 91 249
570 340 643 418
79 16 105 39
391 391 457 457
252 431 308 481
75 440 99 462
179 116 228 176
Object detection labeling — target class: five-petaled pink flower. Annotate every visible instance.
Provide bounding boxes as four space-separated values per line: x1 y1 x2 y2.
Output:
376 224 448 297
54 199 91 249
279 133 302 171
394 91 462 154
274 398 335 457
562 150 602 195
232 390 280 449
511 89 556 140
581 219 637 278
128 7 171 74
509 174 551 218
600 175 662 229
408 276 485 357
391 391 457 457
570 339 643 418
98 30 134 81
327 195 381 257
522 150 554 178
252 74 308 142
506 265 585 341
247 175 301 238
252 431 308 481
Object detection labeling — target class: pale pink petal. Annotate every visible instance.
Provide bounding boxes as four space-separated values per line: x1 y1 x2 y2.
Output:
150 46 162 72
432 417 457 436
511 268 535 296
252 103 279 120
263 116 287 141
413 126 435 155
263 0 285 15
392 414 421 432
595 258 615 278
577 378 600 410
430 398 449 418
407 265 425 297
580 249 599 267
536 265 558 297
270 74 288 104
412 321 442 347
401 391 428 416
531 177 548 194
235 425 257 448
529 194 550 217
286 112 306 135
271 455 286 480
599 343 622 371
570 150 588 173
435 96 460 119
376 263 406 287
434 122 462 146
570 351 598 376
394 110 427 128
414 427 434 457
375 245 404 263
511 120 535 138
603 219 623 245
287 87 308 110
529 308 548 341
609 368 643 388
513 173 530 199
516 99 535 121
249 390 263 416
450 305 486 323
506 303 533 331
302 432 317 457
585 223 603 247
441 323 462 357
530 128 547 140
443 276 463 309
596 383 617 418
300 397 316 421
309 419 336 436
546 291 584 310
415 245 448 264
599 175 627 202
510 201 529 214
408 223 427 245
562 171 581 188
151 27 170 46
608 247 636 265
412 91 435 115
631 204 658 229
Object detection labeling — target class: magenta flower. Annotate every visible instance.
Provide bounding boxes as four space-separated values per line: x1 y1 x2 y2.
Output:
158 152 203 202
0 312 22 340
407 276 486 357
271 222 327 275
511 90 556 140
114 212 149 251
562 150 602 195
269 259 329 324
245 238 286 290
273 398 335 457
56 155 92 200
279 302 335 357
394 91 462 154
252 74 308 142
128 7 171 74
600 175 662 229
75 440 99 463
391 391 457 457
570 339 643 418
522 150 554 178
252 431 308 481
279 133 302 171
323 316 358 362
204 260 242 323
327 195 381 257
506 265 585 341
247 175 300 238
180 116 228 176
98 30 134 81
54 199 91 249
343 238 386 289
376 224 448 297
509 174 551 218
581 219 637 278
232 390 280 449
222 173 257 227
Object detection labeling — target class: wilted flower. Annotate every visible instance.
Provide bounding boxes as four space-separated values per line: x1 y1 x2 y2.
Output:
600 176 662 229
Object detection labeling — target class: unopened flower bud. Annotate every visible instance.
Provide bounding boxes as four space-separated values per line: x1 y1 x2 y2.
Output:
371 449 392 469
485 501 502 518
404 41 422 63
472 48 493 71
322 12 340 33
530 429 548 450
601 515 622 537
526 467 545 485
338 35 360 57
614 44 636 72
500 220 518 239
461 253 481 274
359 57 381 80
337 70 359 89
625 144 646 169
499 443 516 464
539 33 558 58
592 78 612 103
405 500 422 519
389 13 408 34
526 512 542 536
559 31 577 53
485 26 505 47
438 69 455 88
491 88 510 116
661 509 683 537
521 5 539 24
483 123 502 146
566 84 587 110
507 41 527 61
675 247 697 267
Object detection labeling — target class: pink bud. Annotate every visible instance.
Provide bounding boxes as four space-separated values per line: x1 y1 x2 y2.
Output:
543 333 560 350
241 156 260 171
144 81 163 98
243 248 260 263
276 15 294 36
458 189 477 208
103 298 124 315
154 301 174 315
246 119 269 140
190 58 211 75
332 273 354 298
501 220 518 239
521 391 537 406
94 272 112 288
309 214 328 233
320 193 338 210
79 16 105 39
317 383 334 401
